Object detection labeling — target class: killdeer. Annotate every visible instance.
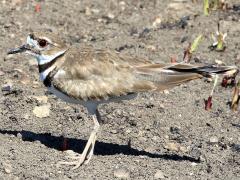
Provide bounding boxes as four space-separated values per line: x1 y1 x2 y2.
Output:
8 31 238 169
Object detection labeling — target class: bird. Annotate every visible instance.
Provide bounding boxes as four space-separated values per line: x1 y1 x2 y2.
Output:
7 31 238 169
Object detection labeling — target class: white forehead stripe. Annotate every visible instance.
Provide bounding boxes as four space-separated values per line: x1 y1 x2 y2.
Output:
27 35 38 47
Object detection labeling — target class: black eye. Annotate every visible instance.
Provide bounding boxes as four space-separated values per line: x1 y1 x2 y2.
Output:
38 39 48 47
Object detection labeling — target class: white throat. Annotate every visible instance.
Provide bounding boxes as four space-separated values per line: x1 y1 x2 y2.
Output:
36 50 66 65
37 50 66 82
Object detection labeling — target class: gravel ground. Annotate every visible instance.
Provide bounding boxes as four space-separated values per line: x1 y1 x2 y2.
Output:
0 0 240 179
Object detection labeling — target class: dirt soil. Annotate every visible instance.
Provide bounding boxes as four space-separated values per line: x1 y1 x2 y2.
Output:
0 0 240 179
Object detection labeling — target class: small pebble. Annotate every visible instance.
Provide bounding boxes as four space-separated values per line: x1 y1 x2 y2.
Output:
33 104 51 118
32 96 48 104
85 7 91 16
164 142 179 151
2 162 13 174
209 136 219 144
107 13 115 19
110 129 118 134
0 70 5 76
191 162 197 166
154 170 165 179
2 84 12 92
152 16 162 28
179 146 188 153
114 168 130 179
17 133 22 139
4 54 14 61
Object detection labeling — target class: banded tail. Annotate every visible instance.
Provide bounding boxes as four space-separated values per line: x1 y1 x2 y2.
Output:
135 63 239 91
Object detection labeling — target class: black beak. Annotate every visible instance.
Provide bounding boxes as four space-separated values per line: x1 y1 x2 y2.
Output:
7 44 32 54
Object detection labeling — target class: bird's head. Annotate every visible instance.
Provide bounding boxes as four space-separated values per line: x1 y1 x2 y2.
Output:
8 32 68 64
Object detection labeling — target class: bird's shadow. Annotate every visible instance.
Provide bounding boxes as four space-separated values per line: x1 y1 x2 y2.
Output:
0 129 199 163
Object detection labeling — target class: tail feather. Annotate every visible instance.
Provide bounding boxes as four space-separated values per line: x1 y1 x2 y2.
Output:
135 63 238 91
168 64 238 77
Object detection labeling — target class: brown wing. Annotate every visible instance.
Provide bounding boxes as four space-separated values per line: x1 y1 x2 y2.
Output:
52 46 238 101
51 47 156 101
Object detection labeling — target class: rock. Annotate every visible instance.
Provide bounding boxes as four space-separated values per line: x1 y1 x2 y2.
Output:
33 104 51 118
209 136 219 144
163 90 169 94
164 142 179 151
0 70 5 76
17 133 22 139
107 12 115 19
179 146 188 153
146 45 156 51
215 59 224 65
2 84 12 92
191 162 197 166
154 170 165 179
145 146 156 153
2 161 13 174
114 168 130 179
4 54 14 61
152 16 162 28
32 96 48 104
110 129 118 134
85 7 92 16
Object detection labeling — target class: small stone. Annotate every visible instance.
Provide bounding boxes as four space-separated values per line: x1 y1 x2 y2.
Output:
17 133 22 139
145 146 155 153
152 136 158 141
209 136 219 144
4 54 14 61
179 146 188 153
119 1 126 10
110 129 118 134
215 59 224 65
191 162 197 166
33 104 51 118
236 53 240 61
126 129 132 134
163 90 169 94
85 7 92 16
2 162 13 174
0 70 5 76
146 45 156 51
164 142 179 151
2 84 12 92
23 114 30 119
91 8 100 14
152 16 162 28
32 96 48 104
232 144 240 151
119 1 126 6
154 170 165 179
107 13 115 19
114 168 130 179
10 33 15 38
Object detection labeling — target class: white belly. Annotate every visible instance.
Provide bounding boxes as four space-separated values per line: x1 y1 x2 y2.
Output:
48 85 137 114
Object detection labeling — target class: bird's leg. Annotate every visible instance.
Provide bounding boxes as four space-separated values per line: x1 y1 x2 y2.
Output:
210 75 219 96
57 114 100 170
